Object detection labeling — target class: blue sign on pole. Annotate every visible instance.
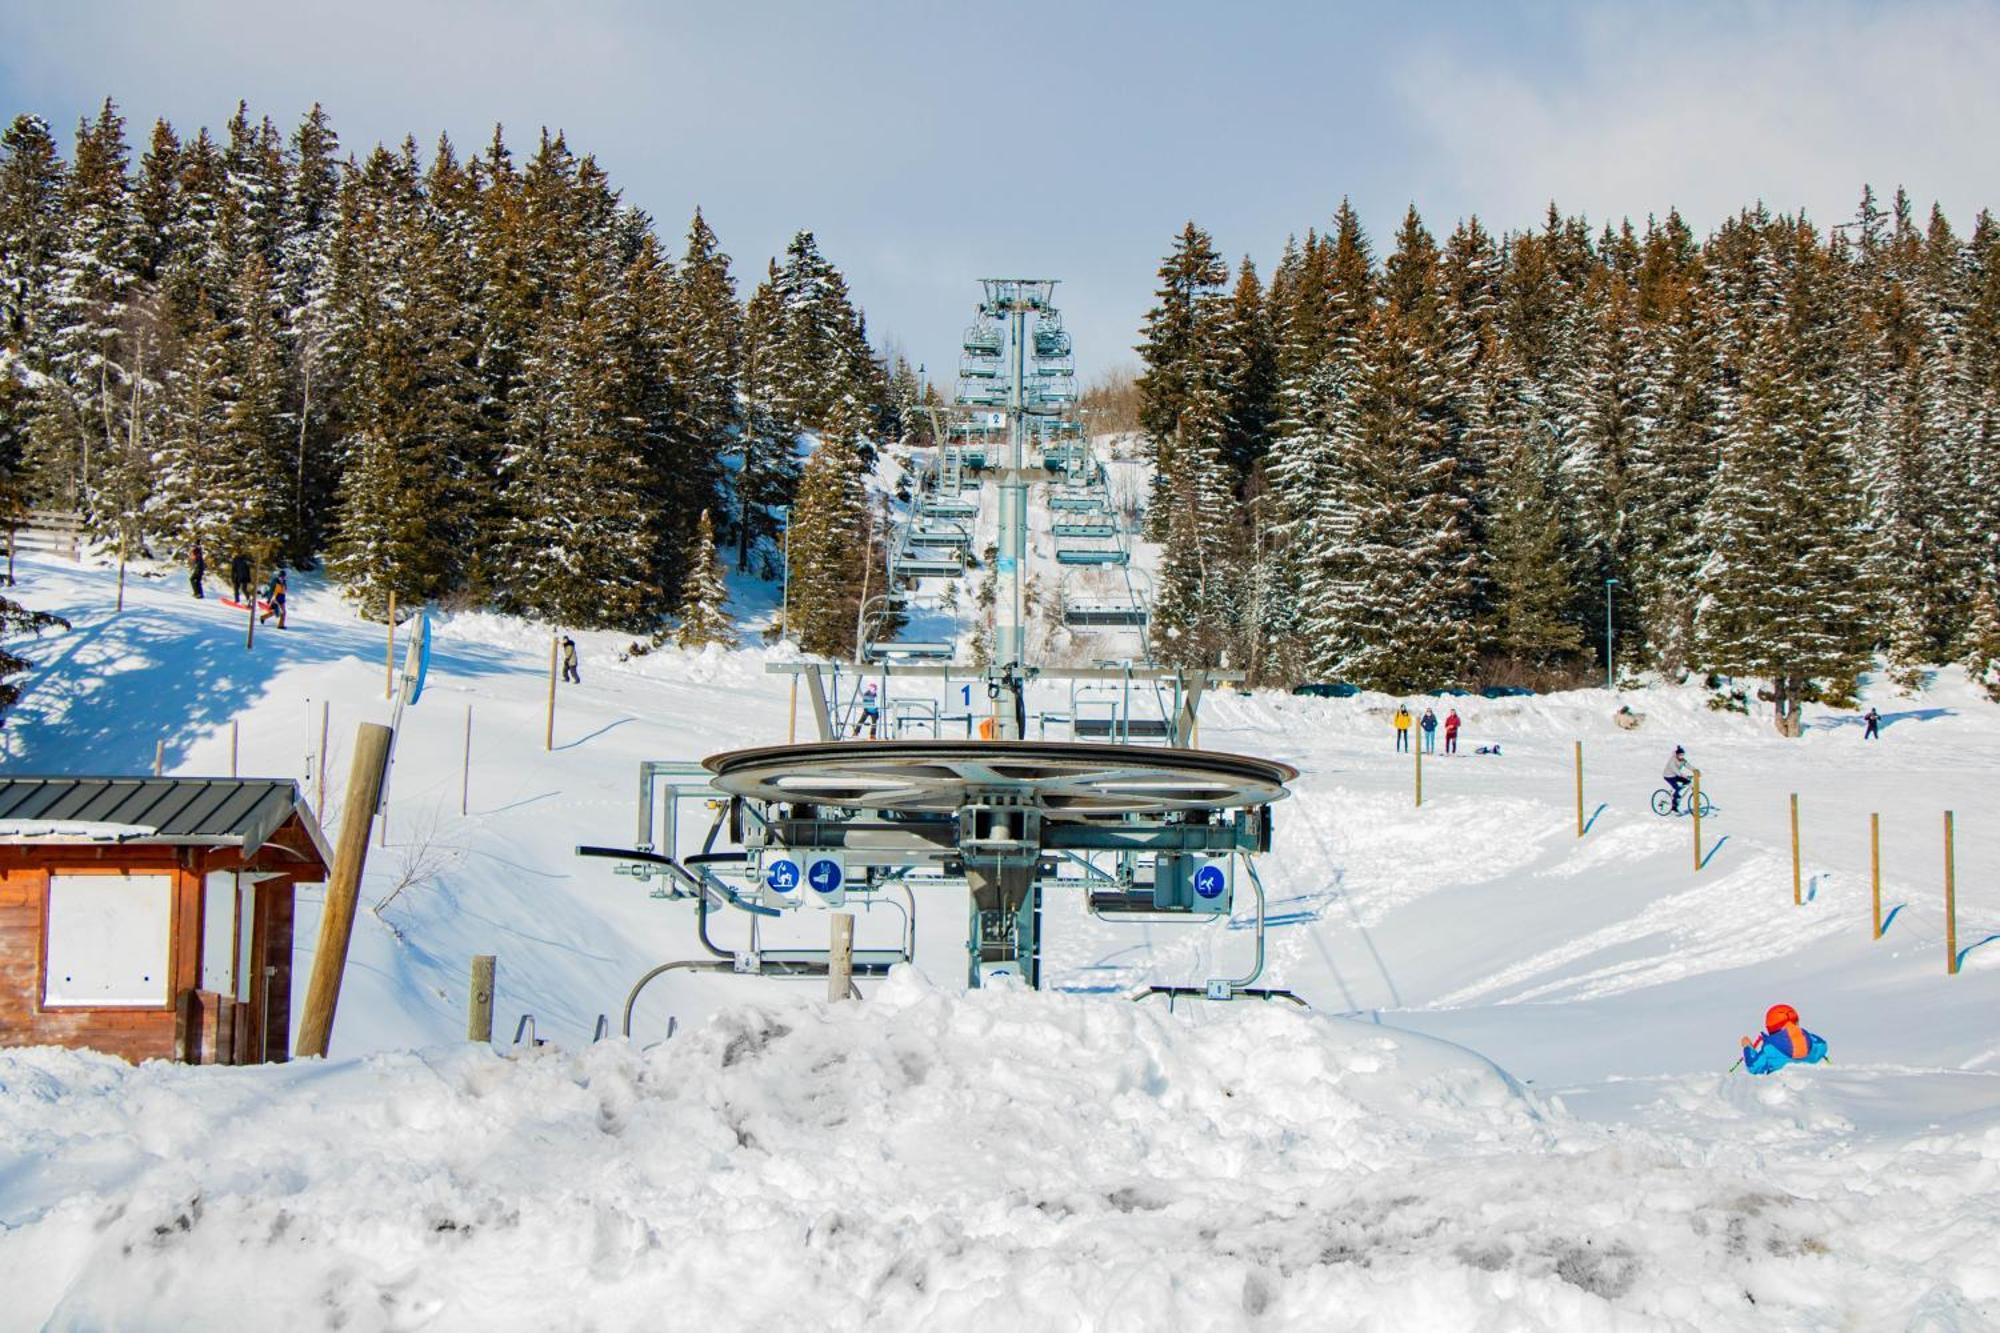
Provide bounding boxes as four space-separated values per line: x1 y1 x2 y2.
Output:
765 858 801 893
1193 863 1227 900
807 858 844 895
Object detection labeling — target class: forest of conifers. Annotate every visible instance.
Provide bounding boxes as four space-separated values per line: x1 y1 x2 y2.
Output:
1133 196 2000 716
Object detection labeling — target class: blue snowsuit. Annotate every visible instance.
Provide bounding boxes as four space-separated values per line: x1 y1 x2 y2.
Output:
1743 1026 1828 1075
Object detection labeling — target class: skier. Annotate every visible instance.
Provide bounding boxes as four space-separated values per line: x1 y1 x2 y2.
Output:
1444 708 1461 755
259 568 287 627
852 683 881 739
1739 1003 1828 1075
229 552 252 604
1393 704 1412 753
560 635 580 684
1663 745 1692 812
1420 707 1438 755
188 544 205 600
1863 707 1880 740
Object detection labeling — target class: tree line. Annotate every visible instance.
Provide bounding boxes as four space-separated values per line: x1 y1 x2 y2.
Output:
1138 192 2000 723
0 98 909 641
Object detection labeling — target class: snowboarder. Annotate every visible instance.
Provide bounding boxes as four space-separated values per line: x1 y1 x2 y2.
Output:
560 635 580 684
229 552 252 604
1444 708 1461 755
188 544 205 599
1420 707 1438 754
852 683 881 739
1739 1003 1828 1075
1663 745 1692 812
1393 704 1412 753
259 569 287 627
1863 707 1880 740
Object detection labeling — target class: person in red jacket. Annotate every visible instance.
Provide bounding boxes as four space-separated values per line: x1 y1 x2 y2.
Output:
1443 708 1461 755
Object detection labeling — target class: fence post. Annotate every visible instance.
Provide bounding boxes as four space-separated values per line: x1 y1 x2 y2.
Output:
1692 769 1703 871
545 632 559 751
461 704 473 817
296 722 394 1058
1790 792 1800 906
829 913 854 1002
1574 741 1584 837
1870 812 1881 939
468 955 496 1042
1945 810 1958 976
1414 736 1423 808
245 583 256 650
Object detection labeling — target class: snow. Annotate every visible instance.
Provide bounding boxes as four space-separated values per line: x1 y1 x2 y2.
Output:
0 819 158 841
2 546 1999 1328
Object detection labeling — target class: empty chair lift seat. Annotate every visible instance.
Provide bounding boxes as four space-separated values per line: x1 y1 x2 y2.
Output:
1055 546 1129 566
1050 493 1107 513
1064 602 1150 628
1052 521 1116 539
863 641 955 663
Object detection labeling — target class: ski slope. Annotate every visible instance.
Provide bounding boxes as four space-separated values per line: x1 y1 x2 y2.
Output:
2 548 1998 1330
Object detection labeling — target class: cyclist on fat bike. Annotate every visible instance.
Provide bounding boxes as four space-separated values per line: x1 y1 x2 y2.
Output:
1663 746 1692 812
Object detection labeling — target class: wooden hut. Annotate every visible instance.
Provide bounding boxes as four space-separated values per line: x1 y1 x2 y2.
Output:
0 777 331 1065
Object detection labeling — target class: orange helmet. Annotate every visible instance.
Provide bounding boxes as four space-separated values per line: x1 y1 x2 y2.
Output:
1764 1003 1799 1032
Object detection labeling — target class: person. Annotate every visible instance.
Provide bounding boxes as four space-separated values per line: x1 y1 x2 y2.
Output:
852 683 881 738
229 552 252 604
259 568 287 626
1863 707 1880 740
1444 708 1461 755
1393 704 1412 753
1663 745 1692 812
1740 1003 1828 1075
1420 707 1438 754
188 543 205 599
560 635 580 684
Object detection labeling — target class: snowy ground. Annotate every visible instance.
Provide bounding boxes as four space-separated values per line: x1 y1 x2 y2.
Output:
2 548 1998 1329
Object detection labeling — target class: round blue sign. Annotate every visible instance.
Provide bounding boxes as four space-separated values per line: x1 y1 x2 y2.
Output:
765 858 801 892
1193 864 1227 900
807 858 844 894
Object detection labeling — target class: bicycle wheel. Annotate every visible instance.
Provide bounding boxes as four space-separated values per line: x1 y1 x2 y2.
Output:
1650 789 1672 817
1693 791 1716 817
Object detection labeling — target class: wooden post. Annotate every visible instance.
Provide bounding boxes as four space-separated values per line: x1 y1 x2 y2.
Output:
829 912 854 1002
1945 810 1958 976
116 549 126 611
788 674 799 745
545 631 558 752
296 722 394 1058
245 578 256 649
230 718 239 779
316 700 329 812
1414 735 1422 807
153 737 164 777
1870 812 1882 939
385 590 396 700
468 955 496 1042
460 704 473 817
1692 769 1703 871
1574 741 1584 838
1790 792 1801 906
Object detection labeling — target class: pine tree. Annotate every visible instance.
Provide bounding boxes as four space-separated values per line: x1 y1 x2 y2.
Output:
785 398 869 657
665 207 738 550
1475 354 1585 669
736 264 799 571
674 509 736 648
1136 222 1228 534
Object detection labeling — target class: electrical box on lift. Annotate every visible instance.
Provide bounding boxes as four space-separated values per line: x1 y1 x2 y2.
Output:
1148 854 1233 915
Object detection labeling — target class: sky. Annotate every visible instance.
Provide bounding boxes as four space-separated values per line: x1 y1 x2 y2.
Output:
6 1 2000 385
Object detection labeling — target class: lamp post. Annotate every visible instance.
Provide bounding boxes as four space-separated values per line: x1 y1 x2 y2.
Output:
1604 577 1618 691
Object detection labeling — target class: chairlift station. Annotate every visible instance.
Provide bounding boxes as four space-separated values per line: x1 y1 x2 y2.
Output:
584 282 1301 1022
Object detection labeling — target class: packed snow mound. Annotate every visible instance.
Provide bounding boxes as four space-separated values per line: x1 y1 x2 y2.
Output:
6 972 1996 1330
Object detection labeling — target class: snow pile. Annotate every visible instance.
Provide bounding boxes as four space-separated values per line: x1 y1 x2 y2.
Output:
5 971 1996 1329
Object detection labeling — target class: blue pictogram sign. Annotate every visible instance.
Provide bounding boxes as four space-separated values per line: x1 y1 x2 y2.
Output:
1193 863 1227 900
807 857 845 895
765 858 801 893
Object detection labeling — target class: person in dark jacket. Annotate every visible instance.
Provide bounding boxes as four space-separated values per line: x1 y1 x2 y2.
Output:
1863 707 1880 740
1740 1003 1828 1075
230 552 252 604
561 635 580 684
188 544 205 599
1420 707 1438 754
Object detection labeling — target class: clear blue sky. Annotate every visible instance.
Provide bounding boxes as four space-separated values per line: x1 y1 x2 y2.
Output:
6 1 1999 383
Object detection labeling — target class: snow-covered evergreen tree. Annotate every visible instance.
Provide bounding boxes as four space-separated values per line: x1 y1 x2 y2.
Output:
785 398 869 658
674 508 735 649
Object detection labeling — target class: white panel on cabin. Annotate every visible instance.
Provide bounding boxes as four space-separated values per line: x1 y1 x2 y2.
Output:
43 873 173 1007
201 870 236 996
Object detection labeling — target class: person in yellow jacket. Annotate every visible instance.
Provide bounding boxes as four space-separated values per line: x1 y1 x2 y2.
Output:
1393 704 1413 753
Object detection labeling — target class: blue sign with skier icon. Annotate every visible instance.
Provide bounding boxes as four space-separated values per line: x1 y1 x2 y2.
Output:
1193 863 1227 900
807 857 845 895
765 857 801 894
